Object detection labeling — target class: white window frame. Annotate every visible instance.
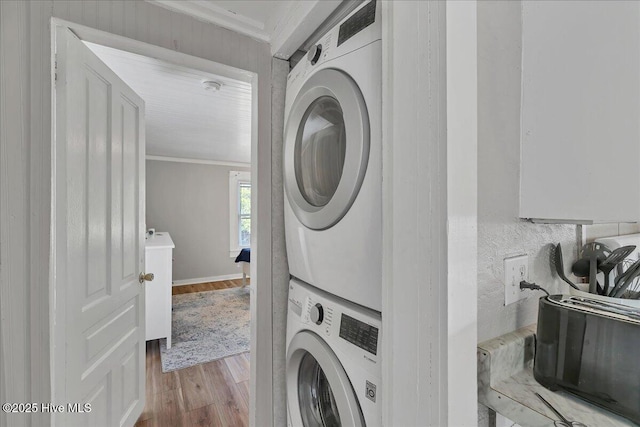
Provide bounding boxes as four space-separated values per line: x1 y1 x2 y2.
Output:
229 171 251 257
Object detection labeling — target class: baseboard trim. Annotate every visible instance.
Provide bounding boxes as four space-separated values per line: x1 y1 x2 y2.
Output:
172 273 244 287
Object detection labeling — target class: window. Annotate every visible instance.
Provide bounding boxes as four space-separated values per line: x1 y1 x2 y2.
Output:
238 182 251 247
229 171 251 256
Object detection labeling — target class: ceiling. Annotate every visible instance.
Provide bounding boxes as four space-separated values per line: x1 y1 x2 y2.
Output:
147 0 344 59
86 42 252 164
149 0 293 42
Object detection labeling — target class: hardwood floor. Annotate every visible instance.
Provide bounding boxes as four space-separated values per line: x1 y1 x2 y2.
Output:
138 279 251 426
136 340 250 427
172 278 247 295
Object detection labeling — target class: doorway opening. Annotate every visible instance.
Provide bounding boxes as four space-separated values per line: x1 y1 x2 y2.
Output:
86 41 254 424
50 18 270 426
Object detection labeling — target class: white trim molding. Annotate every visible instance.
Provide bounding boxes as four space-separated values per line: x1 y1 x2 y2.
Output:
446 1 478 425
381 2 448 424
146 155 250 168
172 273 244 287
381 2 478 426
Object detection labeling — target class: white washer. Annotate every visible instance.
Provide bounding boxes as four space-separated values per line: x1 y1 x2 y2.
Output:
286 279 382 427
283 0 382 312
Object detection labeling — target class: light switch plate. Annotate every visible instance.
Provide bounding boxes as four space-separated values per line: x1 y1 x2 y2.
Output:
504 254 529 305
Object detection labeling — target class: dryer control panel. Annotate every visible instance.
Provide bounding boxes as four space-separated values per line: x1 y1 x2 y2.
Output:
337 0 376 46
285 0 381 113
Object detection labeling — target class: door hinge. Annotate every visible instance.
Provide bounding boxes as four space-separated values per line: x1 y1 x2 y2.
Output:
54 59 58 83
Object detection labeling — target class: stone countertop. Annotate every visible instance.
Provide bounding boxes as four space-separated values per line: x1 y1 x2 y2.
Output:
478 325 635 427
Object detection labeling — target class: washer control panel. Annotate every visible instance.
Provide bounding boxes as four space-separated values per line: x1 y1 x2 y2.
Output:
307 44 322 65
310 303 324 324
339 313 379 355
288 278 382 394
294 281 380 360
303 297 334 335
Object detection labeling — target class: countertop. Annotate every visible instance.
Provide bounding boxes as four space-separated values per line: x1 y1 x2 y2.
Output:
478 325 635 427
145 232 174 249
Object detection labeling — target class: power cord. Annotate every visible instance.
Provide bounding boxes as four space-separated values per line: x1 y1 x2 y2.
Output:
520 280 550 296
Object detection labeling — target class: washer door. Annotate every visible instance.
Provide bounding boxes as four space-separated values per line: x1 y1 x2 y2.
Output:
284 68 370 230
287 331 364 427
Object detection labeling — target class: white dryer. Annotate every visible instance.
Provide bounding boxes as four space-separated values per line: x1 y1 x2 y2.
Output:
286 279 382 427
283 0 382 312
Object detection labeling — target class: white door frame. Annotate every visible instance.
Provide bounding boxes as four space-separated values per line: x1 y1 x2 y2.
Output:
381 2 478 425
49 18 272 425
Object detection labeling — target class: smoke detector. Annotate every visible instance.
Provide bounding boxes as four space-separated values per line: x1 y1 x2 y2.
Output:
202 80 223 92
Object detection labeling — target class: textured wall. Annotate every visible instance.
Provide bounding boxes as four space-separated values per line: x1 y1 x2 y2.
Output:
146 160 251 281
0 4 31 427
270 57 289 427
477 1 578 424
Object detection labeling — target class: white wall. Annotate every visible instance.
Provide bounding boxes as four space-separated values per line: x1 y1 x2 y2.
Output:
0 1 285 425
146 160 251 282
477 1 578 424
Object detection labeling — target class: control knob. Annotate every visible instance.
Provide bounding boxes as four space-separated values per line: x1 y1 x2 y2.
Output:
310 303 324 325
307 44 322 65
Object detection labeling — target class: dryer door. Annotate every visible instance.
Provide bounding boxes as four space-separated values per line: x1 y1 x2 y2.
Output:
287 331 365 427
284 68 369 230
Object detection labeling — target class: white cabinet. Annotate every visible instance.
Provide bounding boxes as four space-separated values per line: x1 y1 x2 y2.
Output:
145 232 174 348
519 1 640 224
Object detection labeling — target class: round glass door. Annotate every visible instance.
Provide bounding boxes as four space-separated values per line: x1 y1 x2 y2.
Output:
295 96 347 208
284 68 369 230
287 331 364 427
297 353 341 427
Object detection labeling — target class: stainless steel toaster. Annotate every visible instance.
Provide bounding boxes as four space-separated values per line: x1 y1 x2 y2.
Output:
534 295 640 424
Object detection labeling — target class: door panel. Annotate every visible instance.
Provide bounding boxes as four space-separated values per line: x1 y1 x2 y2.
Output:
54 28 145 427
122 96 139 281
119 345 141 422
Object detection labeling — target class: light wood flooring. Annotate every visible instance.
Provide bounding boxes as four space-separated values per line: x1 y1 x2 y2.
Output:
172 278 247 295
137 280 250 426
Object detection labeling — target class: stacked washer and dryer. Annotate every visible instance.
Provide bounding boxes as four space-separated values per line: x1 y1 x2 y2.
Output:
283 1 382 426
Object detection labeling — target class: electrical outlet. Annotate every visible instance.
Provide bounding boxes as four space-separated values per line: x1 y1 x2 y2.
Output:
504 254 529 305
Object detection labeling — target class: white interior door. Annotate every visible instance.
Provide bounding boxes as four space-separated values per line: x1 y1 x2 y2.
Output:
52 28 146 427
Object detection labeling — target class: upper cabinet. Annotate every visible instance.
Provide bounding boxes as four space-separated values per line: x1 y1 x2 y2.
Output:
519 1 640 224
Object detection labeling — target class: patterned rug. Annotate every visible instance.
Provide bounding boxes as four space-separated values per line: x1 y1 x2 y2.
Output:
159 286 250 372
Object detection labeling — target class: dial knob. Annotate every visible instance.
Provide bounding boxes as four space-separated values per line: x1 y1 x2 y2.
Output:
310 303 324 325
307 44 322 65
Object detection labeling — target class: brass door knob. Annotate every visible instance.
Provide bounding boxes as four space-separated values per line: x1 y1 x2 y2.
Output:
139 272 154 284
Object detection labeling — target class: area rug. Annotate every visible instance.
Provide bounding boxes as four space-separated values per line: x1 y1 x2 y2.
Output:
159 286 250 372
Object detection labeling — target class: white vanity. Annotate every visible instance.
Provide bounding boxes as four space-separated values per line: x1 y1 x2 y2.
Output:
145 232 174 348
